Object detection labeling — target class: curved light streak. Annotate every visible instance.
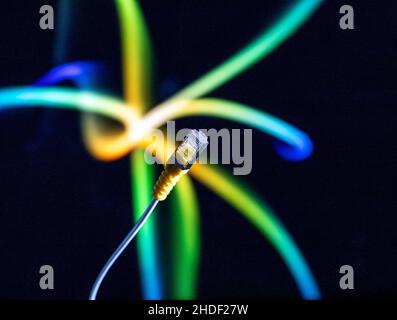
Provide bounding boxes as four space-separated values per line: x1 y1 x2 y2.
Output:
36 61 104 89
115 0 153 113
162 0 324 102
0 0 324 300
33 62 134 161
140 135 320 300
141 98 313 161
0 83 320 298
111 0 323 299
190 165 320 300
0 87 136 125
0 86 313 162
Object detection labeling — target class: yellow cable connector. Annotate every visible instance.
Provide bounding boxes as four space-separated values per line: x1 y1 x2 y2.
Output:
153 129 208 201
90 129 208 299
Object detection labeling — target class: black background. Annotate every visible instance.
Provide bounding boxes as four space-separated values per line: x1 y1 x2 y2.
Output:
0 0 396 299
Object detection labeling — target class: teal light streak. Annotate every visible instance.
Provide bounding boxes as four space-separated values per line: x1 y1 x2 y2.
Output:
0 87 134 123
131 150 163 299
191 165 321 300
170 177 201 299
170 0 323 101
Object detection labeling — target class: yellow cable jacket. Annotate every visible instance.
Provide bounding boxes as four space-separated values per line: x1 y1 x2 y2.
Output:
153 164 187 201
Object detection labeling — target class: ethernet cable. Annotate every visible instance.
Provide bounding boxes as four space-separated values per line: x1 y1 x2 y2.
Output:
89 129 208 300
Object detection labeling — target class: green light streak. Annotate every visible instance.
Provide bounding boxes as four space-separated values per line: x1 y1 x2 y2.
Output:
170 177 200 299
131 150 163 298
116 0 163 299
115 0 153 113
191 165 320 299
115 0 203 299
170 0 323 101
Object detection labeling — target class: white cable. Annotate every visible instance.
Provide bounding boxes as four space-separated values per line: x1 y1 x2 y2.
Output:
89 198 159 300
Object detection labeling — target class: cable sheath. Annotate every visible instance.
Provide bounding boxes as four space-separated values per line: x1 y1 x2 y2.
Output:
89 198 159 300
